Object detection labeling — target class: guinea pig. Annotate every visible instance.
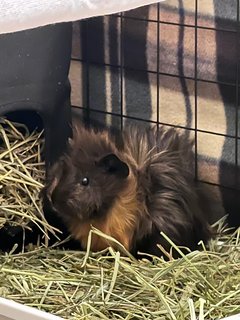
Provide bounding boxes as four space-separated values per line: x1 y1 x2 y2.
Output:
42 121 215 258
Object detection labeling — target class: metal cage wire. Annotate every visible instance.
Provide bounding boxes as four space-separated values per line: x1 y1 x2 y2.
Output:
70 0 240 195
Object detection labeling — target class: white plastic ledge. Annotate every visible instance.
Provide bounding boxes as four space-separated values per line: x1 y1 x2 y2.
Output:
0 297 63 320
0 297 240 320
0 0 165 35
221 316 240 320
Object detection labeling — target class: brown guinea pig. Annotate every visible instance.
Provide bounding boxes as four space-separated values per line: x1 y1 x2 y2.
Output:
42 121 215 257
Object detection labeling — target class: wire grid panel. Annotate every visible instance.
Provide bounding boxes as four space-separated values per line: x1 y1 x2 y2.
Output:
69 0 240 224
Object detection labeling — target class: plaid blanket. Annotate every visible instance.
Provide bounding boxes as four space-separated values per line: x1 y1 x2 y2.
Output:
70 0 240 226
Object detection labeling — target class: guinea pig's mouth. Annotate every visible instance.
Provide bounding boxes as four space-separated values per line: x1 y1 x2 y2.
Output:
50 186 102 222
88 209 99 219
59 199 99 221
76 207 100 220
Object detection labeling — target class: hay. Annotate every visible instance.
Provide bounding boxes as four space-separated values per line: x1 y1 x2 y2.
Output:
0 225 239 320
0 118 58 243
0 118 239 320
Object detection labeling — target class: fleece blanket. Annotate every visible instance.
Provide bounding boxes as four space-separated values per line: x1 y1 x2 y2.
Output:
0 0 164 34
69 0 240 226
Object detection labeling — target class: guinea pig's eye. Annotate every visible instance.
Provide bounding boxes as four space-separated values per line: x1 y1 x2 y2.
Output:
81 177 89 186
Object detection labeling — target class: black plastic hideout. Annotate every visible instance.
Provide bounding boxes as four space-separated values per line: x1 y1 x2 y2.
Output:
0 23 73 167
0 23 74 251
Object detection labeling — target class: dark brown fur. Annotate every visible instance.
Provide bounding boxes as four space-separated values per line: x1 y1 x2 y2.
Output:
42 121 215 258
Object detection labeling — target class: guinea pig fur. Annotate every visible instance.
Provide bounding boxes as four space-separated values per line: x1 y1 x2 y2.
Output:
42 121 214 258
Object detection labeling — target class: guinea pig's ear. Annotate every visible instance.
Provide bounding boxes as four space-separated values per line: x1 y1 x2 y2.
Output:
97 153 129 178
